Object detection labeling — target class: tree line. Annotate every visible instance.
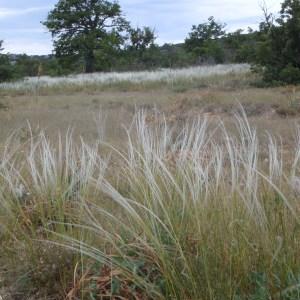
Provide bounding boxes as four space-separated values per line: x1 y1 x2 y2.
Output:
0 0 300 85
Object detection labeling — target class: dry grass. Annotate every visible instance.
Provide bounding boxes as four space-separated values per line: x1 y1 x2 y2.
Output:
1 67 300 299
0 64 249 92
0 70 299 145
1 109 300 299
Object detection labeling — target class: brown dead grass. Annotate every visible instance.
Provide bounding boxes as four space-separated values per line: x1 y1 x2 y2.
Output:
1 77 300 299
0 77 300 146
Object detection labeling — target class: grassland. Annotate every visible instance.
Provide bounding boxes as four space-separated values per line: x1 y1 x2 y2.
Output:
1 65 300 299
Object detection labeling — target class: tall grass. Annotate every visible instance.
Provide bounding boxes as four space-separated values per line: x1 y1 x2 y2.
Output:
0 64 249 93
1 109 300 299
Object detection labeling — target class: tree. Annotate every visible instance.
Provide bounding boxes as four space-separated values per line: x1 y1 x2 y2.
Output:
225 28 258 63
254 0 300 84
15 55 40 77
185 16 226 63
122 26 159 69
278 0 300 69
0 41 15 82
43 0 129 73
259 1 275 33
128 27 156 52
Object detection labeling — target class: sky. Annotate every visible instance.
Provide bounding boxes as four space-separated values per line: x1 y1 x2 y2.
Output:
0 0 281 55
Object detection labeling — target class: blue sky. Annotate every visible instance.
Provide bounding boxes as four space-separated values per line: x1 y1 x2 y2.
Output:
0 0 281 55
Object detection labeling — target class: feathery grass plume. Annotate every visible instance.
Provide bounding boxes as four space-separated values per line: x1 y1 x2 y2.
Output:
0 64 250 93
55 109 300 299
0 128 108 298
1 108 300 299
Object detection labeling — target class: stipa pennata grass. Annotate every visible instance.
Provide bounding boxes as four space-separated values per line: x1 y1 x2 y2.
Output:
1 108 300 299
0 64 249 92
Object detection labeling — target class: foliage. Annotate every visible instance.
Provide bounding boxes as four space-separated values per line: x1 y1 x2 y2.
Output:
254 0 300 84
0 55 15 82
43 56 74 76
158 43 195 68
43 0 129 73
91 26 157 71
0 40 15 82
128 26 156 52
225 29 257 63
185 16 226 63
14 54 40 77
5 0 300 84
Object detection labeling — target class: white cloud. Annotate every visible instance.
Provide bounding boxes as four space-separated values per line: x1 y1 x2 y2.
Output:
0 6 51 19
4 39 53 55
0 0 283 54
0 28 45 34
121 0 282 44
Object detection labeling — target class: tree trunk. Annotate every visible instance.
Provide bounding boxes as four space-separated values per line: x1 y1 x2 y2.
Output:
85 50 95 73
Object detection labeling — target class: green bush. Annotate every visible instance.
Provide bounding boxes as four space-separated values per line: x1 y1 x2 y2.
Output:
0 55 15 82
253 0 300 85
279 65 300 84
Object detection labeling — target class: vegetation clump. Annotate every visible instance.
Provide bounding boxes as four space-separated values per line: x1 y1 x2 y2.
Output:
254 0 300 85
2 111 300 299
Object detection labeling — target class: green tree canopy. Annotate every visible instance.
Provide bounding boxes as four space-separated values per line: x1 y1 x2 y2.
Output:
255 0 300 84
128 27 156 52
43 0 129 73
224 28 257 63
184 16 226 63
0 40 15 82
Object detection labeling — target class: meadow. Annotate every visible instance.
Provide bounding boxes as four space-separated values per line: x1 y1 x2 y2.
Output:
1 64 300 299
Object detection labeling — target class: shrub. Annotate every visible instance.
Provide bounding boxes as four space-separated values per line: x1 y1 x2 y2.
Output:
253 0 300 85
279 64 300 84
0 55 15 82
